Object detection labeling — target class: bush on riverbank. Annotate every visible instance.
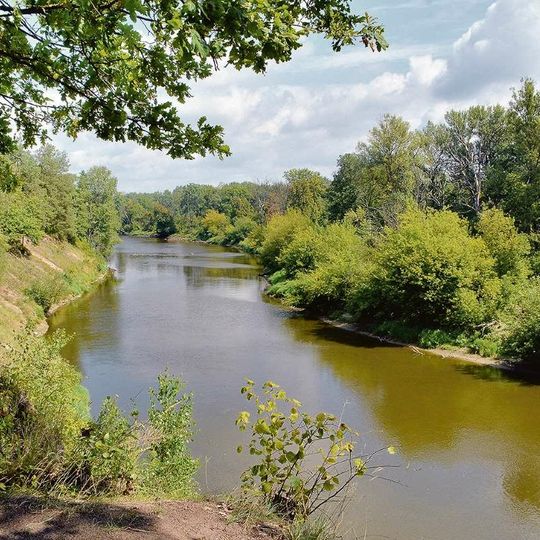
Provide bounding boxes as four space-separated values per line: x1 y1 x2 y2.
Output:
262 207 539 364
0 331 198 498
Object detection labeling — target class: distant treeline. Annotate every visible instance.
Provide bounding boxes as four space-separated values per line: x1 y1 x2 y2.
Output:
0 145 120 261
120 80 540 363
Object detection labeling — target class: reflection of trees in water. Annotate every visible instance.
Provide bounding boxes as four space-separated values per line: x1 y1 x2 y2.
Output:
182 264 259 288
47 279 120 373
283 316 540 512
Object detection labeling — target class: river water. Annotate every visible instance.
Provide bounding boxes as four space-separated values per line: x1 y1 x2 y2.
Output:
48 237 540 539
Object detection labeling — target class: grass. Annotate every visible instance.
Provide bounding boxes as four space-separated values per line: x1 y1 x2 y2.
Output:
0 236 105 344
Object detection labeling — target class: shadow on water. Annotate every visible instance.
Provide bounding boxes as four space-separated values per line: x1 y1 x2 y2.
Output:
455 362 540 386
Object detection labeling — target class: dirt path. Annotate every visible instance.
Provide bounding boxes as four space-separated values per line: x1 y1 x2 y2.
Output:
0 498 277 540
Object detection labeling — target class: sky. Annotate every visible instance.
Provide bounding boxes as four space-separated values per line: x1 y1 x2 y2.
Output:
52 0 540 193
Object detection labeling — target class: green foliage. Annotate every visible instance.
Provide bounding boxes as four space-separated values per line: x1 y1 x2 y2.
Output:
200 209 232 243
0 331 198 497
226 217 258 246
68 397 138 496
469 336 500 358
285 169 329 224
154 204 177 239
0 191 44 250
25 274 70 314
477 208 530 277
260 211 313 272
76 166 120 256
375 321 420 344
236 380 376 520
140 374 198 498
486 79 540 232
0 331 89 490
441 105 507 216
500 279 540 363
0 0 386 157
277 224 322 277
286 515 338 540
281 223 371 309
356 209 500 329
34 145 78 241
418 329 455 349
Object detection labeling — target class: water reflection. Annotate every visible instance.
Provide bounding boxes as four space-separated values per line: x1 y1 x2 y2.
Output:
284 317 540 516
48 237 540 540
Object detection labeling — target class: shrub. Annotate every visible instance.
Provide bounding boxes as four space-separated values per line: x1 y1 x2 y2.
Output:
469 336 500 358
286 223 372 308
375 321 420 344
225 216 258 246
239 223 265 253
236 380 389 520
260 211 313 271
500 279 540 363
355 209 500 330
477 208 530 278
140 373 198 498
67 397 138 496
0 332 198 497
0 331 89 490
25 274 70 313
277 225 321 277
200 209 232 243
418 328 456 349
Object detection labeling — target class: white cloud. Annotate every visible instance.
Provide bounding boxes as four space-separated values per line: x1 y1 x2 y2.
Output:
52 0 540 191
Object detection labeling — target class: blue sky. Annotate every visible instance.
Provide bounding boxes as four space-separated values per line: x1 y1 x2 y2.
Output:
53 0 540 192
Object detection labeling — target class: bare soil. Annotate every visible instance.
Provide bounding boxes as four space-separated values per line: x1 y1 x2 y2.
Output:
0 497 278 540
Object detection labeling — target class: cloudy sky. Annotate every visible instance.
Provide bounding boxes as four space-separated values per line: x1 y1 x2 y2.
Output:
52 0 540 193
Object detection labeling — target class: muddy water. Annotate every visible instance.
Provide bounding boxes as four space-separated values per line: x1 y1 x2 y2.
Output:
48 237 540 539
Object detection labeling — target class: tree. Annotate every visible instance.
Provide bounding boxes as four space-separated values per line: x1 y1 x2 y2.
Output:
441 105 507 216
76 166 120 256
34 145 77 241
154 203 177 239
357 209 500 329
328 116 418 227
327 152 366 221
0 1 386 157
416 122 452 210
285 168 328 223
477 208 530 278
486 79 540 232
0 190 44 250
200 209 231 241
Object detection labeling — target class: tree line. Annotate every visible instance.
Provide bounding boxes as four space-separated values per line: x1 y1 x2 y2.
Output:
120 79 540 363
0 145 120 262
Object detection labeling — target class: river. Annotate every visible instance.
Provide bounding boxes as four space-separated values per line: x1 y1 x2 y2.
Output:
48 237 540 539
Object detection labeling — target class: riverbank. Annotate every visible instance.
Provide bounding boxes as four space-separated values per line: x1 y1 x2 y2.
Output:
164 235 527 372
320 317 514 370
0 236 109 345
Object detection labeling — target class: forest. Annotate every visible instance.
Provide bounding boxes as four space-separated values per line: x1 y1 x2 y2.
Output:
120 79 540 364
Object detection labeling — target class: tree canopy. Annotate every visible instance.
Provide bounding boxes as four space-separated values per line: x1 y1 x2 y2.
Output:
0 0 386 157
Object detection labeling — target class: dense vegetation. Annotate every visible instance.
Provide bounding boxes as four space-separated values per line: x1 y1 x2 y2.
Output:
121 80 540 364
0 145 120 259
0 331 197 498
